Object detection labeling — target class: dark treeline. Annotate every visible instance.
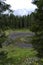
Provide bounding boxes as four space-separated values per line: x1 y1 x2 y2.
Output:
0 14 32 30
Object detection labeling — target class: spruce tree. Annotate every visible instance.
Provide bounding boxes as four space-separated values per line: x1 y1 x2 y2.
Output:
32 0 43 58
0 0 11 47
0 0 11 65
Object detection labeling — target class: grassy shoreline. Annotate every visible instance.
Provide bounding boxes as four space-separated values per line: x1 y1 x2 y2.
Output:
4 29 31 36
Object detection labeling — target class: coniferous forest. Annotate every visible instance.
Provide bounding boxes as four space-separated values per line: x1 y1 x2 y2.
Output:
0 0 43 65
0 14 32 30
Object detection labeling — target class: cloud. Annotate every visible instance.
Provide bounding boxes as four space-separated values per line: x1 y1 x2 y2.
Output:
14 9 35 16
6 0 37 16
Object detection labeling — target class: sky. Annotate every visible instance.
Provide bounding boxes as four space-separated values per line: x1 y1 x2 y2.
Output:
5 0 37 16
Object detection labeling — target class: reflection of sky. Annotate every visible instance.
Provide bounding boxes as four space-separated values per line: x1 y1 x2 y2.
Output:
6 0 37 16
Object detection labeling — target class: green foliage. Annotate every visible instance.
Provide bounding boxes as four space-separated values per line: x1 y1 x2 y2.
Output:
31 0 43 58
0 32 7 48
0 0 11 65
2 45 37 65
0 51 8 65
0 0 11 14
0 14 31 30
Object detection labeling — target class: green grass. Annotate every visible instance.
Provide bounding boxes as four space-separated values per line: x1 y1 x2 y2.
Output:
4 28 31 36
2 44 37 65
0 29 43 65
14 36 32 44
1 29 38 65
3 45 37 58
13 28 31 32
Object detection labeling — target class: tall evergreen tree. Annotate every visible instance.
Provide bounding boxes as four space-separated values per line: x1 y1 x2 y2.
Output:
0 0 11 65
0 0 11 47
31 0 43 58
0 0 11 14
